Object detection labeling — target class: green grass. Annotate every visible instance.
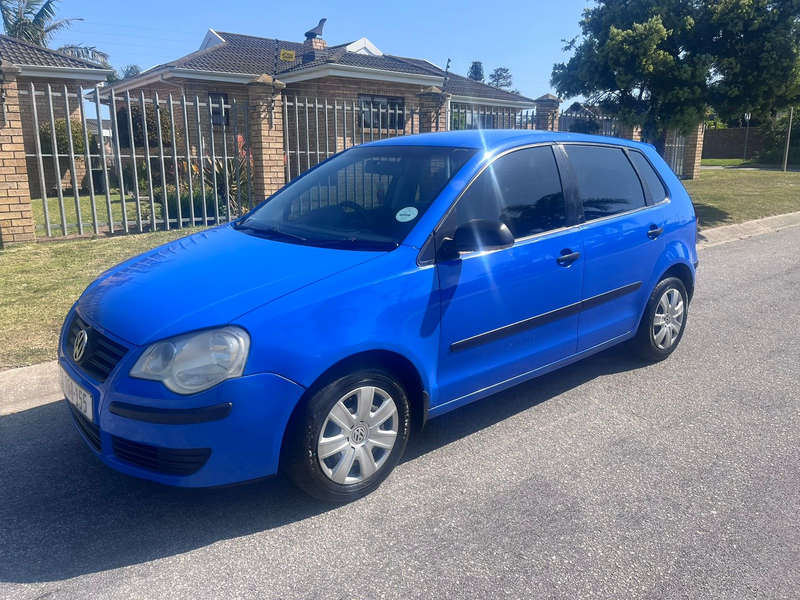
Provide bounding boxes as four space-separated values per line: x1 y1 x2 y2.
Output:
0 228 201 370
31 191 223 236
701 158 748 167
33 192 169 236
685 169 800 228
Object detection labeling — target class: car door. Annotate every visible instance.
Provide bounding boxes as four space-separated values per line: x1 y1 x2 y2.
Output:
561 144 667 352
436 145 584 406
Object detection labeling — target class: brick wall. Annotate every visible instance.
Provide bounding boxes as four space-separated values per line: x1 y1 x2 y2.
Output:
702 127 763 160
0 63 35 246
682 123 705 180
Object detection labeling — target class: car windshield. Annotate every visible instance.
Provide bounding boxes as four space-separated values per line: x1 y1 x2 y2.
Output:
236 145 477 249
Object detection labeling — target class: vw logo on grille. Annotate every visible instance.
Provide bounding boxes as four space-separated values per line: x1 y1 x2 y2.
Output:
73 329 89 362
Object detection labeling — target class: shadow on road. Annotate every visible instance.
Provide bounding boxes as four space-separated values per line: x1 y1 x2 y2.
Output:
0 345 646 584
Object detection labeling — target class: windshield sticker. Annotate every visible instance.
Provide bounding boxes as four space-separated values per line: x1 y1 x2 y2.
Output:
396 207 419 222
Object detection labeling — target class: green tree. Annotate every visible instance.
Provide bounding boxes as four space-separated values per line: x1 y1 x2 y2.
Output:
488 67 514 90
0 0 108 63
551 0 800 147
105 63 141 84
467 61 485 82
120 64 141 79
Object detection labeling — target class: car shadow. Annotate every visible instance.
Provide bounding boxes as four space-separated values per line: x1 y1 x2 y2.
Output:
693 204 730 232
0 345 646 584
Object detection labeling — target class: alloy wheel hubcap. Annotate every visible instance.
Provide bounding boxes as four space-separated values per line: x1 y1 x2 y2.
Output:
653 287 685 350
317 386 398 484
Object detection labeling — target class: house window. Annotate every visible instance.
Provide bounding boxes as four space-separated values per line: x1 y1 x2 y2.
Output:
209 93 229 126
359 95 405 130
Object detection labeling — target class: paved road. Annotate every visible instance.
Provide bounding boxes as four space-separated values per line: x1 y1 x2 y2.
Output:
1 228 798 599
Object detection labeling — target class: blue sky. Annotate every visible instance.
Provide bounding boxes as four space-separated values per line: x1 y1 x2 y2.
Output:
50 0 588 99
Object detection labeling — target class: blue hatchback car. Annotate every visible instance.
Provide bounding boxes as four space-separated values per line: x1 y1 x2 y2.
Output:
60 130 697 502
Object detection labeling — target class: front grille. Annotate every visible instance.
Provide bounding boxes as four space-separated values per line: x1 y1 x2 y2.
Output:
111 437 211 476
65 313 128 382
68 402 101 452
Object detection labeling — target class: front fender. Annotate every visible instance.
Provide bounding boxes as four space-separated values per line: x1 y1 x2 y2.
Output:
235 246 440 406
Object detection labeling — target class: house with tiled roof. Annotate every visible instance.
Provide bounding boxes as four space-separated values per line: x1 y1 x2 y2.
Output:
110 27 536 110
100 21 547 203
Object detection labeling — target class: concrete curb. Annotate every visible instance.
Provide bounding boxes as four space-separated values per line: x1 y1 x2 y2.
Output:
2 211 799 416
697 211 800 249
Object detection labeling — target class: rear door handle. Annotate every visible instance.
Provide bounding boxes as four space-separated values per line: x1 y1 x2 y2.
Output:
556 249 581 267
647 225 664 240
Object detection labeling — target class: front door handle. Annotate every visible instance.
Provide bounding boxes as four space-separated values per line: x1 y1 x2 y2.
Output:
647 225 664 240
556 249 581 267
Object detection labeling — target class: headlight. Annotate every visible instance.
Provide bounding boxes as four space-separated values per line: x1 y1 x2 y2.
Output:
130 327 250 394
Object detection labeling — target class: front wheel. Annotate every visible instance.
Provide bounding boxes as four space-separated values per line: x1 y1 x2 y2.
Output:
283 369 410 502
627 276 688 362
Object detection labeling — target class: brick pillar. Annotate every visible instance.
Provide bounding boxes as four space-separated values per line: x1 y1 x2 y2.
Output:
247 75 287 200
682 123 705 180
534 94 562 131
416 87 450 133
0 60 35 247
618 124 642 142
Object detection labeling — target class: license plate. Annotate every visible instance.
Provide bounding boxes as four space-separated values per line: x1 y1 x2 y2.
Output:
60 366 93 422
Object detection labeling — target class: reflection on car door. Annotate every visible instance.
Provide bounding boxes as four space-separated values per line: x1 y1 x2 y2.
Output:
562 144 667 351
436 145 584 407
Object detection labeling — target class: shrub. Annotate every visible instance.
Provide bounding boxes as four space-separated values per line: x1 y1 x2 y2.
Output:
569 118 602 135
39 119 93 155
116 102 178 149
756 113 800 165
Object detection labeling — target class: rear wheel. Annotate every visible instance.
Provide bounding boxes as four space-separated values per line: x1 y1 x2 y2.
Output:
283 369 410 502
627 276 688 362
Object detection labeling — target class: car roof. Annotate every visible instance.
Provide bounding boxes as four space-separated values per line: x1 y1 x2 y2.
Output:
366 129 655 152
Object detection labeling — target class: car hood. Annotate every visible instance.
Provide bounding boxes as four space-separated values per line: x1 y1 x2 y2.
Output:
79 226 382 346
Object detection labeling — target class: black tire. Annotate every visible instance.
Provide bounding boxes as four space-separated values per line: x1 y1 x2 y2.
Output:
283 369 410 503
626 276 689 362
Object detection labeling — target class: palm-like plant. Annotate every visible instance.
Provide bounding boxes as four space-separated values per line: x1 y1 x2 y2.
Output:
0 0 108 63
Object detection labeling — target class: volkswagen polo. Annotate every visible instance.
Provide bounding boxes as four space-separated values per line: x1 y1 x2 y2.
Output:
60 130 697 502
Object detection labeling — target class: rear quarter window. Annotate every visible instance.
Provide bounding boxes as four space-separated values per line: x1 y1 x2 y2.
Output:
629 151 668 204
564 145 646 221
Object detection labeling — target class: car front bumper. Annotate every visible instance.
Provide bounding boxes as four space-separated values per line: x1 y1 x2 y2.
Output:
60 309 306 488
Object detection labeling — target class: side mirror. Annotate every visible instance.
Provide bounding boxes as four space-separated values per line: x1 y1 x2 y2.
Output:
441 219 515 259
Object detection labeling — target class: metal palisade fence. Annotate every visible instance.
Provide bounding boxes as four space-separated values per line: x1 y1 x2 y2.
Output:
449 103 535 130
282 97 537 182
23 84 253 238
558 109 621 137
283 96 421 181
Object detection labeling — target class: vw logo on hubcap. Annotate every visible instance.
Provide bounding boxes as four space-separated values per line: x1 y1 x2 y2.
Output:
350 423 368 445
73 329 89 362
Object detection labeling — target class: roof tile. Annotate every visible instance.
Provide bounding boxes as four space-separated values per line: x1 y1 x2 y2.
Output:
138 31 535 104
0 34 106 70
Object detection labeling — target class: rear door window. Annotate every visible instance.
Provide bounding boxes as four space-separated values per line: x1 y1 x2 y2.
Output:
564 145 646 220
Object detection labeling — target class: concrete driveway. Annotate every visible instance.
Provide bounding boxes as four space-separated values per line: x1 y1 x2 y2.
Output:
1 228 798 599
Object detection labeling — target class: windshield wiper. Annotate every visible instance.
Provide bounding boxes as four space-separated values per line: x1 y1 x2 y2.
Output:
233 223 307 243
310 237 399 251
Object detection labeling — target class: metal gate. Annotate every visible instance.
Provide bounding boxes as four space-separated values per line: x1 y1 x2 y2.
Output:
282 96 421 182
23 84 253 237
663 131 686 178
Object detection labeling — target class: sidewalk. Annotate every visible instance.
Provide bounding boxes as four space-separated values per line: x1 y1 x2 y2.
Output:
697 210 800 248
2 210 800 417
